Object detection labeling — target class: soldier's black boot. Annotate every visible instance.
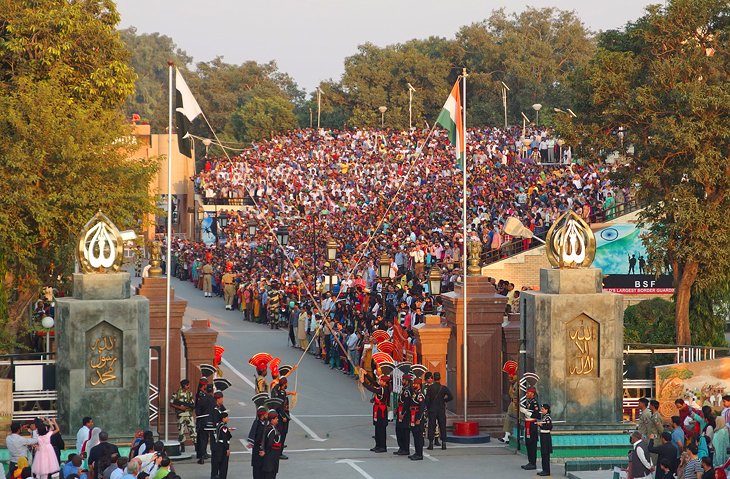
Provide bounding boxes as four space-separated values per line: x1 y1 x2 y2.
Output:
427 440 433 450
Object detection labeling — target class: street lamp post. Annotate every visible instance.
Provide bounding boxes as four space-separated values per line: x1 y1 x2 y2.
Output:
428 267 442 297
316 87 324 130
248 218 257 236
407 83 416 129
217 213 229 247
202 138 212 157
378 253 391 317
378 106 387 128
276 225 289 276
532 103 542 127
500 82 510 129
309 108 313 128
41 316 54 354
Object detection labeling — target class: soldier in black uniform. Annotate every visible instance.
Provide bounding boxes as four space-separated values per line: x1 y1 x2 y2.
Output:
425 372 453 450
409 373 426 461
247 399 269 479
393 374 413 456
520 386 541 470
361 372 391 453
195 382 215 464
537 403 553 476
270 377 296 460
211 412 232 479
212 391 227 424
260 409 283 479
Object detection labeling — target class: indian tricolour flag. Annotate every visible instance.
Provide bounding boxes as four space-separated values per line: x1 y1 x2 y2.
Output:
436 80 465 169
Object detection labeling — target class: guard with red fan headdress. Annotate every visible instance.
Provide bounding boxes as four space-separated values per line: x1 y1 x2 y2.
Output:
360 352 393 453
500 360 519 443
269 358 297 392
214 345 225 377
249 353 273 394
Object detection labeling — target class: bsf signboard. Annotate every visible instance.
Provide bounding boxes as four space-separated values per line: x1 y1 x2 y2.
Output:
593 224 674 294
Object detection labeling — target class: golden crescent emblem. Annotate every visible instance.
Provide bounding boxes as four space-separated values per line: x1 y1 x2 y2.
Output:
77 211 124 273
545 210 596 269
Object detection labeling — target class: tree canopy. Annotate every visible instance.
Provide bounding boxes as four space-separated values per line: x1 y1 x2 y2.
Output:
0 0 158 351
572 0 730 344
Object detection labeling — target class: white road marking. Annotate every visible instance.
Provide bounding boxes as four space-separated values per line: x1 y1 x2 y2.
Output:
221 357 327 442
238 401 247 407
230 414 369 420
335 459 375 479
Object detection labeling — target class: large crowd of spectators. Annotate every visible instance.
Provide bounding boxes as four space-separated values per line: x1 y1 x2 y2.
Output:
160 126 630 374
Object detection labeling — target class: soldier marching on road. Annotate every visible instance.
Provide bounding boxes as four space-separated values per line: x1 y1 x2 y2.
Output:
202 261 214 297
170 379 196 453
221 263 235 310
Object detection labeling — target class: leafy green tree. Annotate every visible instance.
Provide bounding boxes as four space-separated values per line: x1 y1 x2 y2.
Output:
230 95 298 142
0 0 157 352
455 7 595 126
119 27 192 131
580 0 730 344
624 298 677 344
187 58 304 144
341 42 452 129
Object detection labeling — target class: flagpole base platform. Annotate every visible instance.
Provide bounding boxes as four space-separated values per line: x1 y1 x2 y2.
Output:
447 421 490 443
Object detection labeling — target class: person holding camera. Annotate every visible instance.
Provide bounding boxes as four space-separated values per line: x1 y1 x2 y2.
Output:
5 422 37 479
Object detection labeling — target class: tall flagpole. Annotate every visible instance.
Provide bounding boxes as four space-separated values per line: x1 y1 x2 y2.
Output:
462 67 468 422
165 61 173 443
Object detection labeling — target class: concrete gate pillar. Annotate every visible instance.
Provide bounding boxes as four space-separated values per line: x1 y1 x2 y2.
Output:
442 276 507 431
413 315 450 381
182 320 218 386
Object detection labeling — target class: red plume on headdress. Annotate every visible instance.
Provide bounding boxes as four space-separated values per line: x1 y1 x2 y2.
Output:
371 330 390 344
248 352 273 372
226 261 233 272
376 340 395 355
131 113 141 123
214 345 225 367
205 251 213 263
269 357 281 377
372 352 394 365
502 360 518 376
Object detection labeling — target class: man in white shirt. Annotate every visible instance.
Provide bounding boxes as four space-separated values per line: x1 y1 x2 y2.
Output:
76 416 94 457
6 422 38 478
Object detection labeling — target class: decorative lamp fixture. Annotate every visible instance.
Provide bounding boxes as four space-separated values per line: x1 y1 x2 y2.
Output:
378 253 391 279
248 218 257 236
326 238 338 261
276 225 289 247
428 267 442 296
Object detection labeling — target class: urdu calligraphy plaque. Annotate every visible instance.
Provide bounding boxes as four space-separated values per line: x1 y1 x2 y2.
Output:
566 314 599 378
86 321 123 388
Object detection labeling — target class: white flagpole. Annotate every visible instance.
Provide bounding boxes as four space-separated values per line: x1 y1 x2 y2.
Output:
461 67 468 422
165 61 173 443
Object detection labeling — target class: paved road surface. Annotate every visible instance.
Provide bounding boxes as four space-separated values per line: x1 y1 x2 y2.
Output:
155 275 562 479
